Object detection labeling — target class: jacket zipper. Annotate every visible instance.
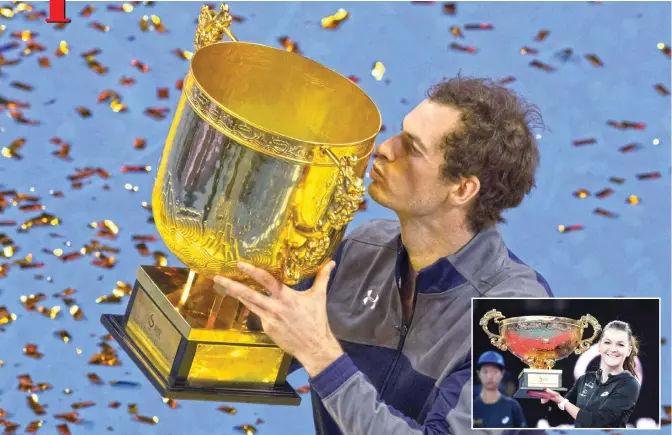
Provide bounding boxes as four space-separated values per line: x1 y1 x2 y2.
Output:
378 271 419 397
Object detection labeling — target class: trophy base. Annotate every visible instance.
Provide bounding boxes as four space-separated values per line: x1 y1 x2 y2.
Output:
514 369 567 399
100 266 301 406
102 314 300 405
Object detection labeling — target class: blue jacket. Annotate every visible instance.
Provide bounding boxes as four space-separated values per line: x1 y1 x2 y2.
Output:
293 219 553 434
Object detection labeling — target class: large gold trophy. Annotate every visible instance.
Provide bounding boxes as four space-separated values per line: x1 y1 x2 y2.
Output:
479 310 602 399
100 4 381 405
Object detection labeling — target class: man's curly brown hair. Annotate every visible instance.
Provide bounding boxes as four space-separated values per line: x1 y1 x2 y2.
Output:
427 76 544 232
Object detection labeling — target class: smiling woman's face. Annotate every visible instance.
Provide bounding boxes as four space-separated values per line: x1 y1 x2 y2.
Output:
598 328 632 370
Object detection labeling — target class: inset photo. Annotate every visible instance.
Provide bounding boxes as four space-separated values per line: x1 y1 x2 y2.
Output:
471 297 660 430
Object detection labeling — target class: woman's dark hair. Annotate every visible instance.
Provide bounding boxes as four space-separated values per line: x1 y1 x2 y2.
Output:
427 76 544 232
602 320 639 379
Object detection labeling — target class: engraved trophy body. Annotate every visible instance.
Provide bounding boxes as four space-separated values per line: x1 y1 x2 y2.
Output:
101 4 381 405
479 309 602 399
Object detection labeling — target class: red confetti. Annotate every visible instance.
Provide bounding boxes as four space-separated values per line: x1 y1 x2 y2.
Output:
558 224 583 233
520 47 539 55
535 30 550 41
594 208 618 218
654 84 670 95
449 43 477 53
530 60 555 72
572 138 596 146
442 3 456 14
636 172 661 180
131 59 149 73
607 120 645 130
464 23 493 30
618 143 641 153
595 188 613 199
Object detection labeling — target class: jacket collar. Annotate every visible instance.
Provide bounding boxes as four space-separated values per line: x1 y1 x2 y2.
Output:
395 226 506 295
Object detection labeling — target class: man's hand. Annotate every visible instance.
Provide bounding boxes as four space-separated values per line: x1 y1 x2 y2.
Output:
213 261 344 378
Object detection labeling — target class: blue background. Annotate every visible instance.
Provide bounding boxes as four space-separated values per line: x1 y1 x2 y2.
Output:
0 1 669 434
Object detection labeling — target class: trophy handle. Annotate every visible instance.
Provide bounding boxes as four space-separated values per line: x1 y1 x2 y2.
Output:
320 147 367 231
283 148 365 283
194 3 238 51
575 314 602 355
479 309 508 351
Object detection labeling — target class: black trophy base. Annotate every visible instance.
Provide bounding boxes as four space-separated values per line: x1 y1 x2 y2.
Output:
514 368 567 399
101 314 301 405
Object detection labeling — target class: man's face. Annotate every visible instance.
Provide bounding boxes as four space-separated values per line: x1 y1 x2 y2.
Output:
368 99 463 217
478 364 504 391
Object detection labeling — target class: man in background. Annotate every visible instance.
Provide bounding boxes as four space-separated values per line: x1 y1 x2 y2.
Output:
473 351 528 429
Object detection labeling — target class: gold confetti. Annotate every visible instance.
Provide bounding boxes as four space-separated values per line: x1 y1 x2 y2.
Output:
278 36 300 54
658 42 671 58
371 62 385 80
573 189 590 199
626 195 639 205
218 405 238 414
70 305 84 320
24 344 44 359
234 424 257 435
27 394 46 415
25 420 44 432
56 424 72 435
157 88 169 99
80 5 95 17
89 21 110 32
55 41 69 57
163 398 179 409
520 47 538 55
172 48 192 60
38 56 50 68
610 177 625 185
450 26 463 39
535 30 550 41
55 330 72 342
321 9 349 29
108 401 121 408
585 54 604 66
558 224 583 233
132 415 159 424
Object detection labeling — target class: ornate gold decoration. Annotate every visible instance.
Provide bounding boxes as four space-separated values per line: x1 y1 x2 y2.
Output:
194 3 237 51
480 310 602 370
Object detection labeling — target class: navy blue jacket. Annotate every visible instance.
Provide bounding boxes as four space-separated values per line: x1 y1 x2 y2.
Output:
293 219 553 434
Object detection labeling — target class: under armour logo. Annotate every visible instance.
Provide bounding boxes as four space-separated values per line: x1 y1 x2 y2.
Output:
362 290 379 309
601 391 609 397
502 416 510 424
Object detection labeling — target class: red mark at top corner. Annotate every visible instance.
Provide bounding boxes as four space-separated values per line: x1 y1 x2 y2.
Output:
46 0 71 24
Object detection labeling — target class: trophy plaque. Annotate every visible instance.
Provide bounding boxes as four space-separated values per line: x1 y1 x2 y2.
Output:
100 3 381 405
479 309 602 399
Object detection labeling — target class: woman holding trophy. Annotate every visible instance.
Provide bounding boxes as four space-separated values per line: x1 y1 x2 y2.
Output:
540 320 641 428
